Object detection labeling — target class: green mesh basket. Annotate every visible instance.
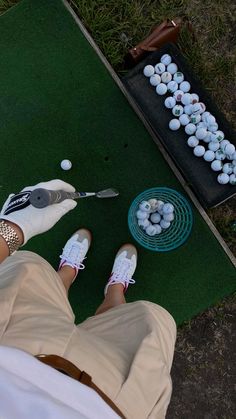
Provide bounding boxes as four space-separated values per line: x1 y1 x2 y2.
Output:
128 187 193 252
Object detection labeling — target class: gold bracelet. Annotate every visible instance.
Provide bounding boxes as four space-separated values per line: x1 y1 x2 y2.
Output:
0 220 20 255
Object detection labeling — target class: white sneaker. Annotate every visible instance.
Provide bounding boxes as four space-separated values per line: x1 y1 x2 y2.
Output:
59 229 92 282
104 244 137 295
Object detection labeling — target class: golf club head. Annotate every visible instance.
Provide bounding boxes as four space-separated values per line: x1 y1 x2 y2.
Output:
96 188 119 198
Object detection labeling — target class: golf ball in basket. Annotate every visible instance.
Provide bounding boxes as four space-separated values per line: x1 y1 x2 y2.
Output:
167 80 178 93
195 128 208 140
143 65 155 77
164 96 176 109
179 114 190 126
156 83 167 95
187 136 199 147
184 104 193 115
163 212 174 222
60 159 72 170
167 63 178 74
160 54 172 65
214 130 224 142
217 173 229 184
181 93 192 106
203 150 215 162
173 71 184 84
162 203 174 214
215 149 226 161
224 143 235 156
189 114 201 125
154 224 162 234
208 141 220 152
139 201 151 212
220 140 230 150
169 119 181 131
185 123 197 135
191 93 199 103
148 198 159 212
222 163 234 174
156 200 165 212
150 74 161 86
136 210 149 220
146 224 158 236
155 63 165 74
191 103 203 115
150 212 161 224
179 81 191 93
138 218 150 229
174 90 184 102
172 104 184 117
193 145 205 157
211 160 223 171
161 72 172 84
201 112 211 122
160 219 171 229
205 114 216 126
202 132 212 143
229 174 236 185
208 122 219 132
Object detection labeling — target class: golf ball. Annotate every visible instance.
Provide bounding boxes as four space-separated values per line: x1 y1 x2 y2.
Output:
136 210 149 220
220 140 230 150
222 163 234 174
167 63 178 74
181 93 192 106
205 114 216 126
191 103 203 115
164 96 176 109
203 150 215 162
179 81 191 93
162 203 174 214
154 224 162 234
193 145 205 157
201 111 211 123
156 83 167 95
229 174 236 185
163 212 174 222
174 90 184 102
161 71 172 84
187 136 199 147
224 144 235 156
146 224 158 236
139 201 151 212
185 123 197 135
184 104 193 115
211 160 223 171
148 198 159 212
215 149 226 161
169 119 181 131
155 63 165 74
150 212 161 224
202 132 212 143
156 200 165 212
190 114 201 125
191 93 199 103
160 54 172 65
60 159 72 170
172 104 184 117
208 141 220 152
173 71 184 84
214 130 224 142
138 219 150 229
179 114 190 126
143 65 155 77
167 80 178 93
208 122 219 132
195 128 208 140
217 173 229 184
160 219 171 229
150 74 161 86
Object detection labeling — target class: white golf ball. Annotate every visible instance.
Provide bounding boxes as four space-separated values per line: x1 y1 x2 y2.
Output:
195 128 208 140
150 212 161 224
191 93 199 103
174 90 184 102
191 103 203 115
215 149 226 161
187 136 199 147
143 65 155 77
161 71 172 84
169 119 181 131
185 123 197 135
201 111 211 122
60 159 72 170
162 203 174 214
208 122 219 132
167 63 178 74
156 200 165 212
148 198 159 212
138 219 150 229
139 201 151 212
193 145 205 157
229 174 236 185
202 132 212 143
145 224 158 236
220 140 230 150
160 219 171 229
205 114 216 126
172 104 184 117
224 144 235 156
211 160 223 172
179 114 190 126
184 104 193 115
203 150 215 162
208 141 220 152
190 114 201 125
160 54 172 65
173 71 184 83
150 74 161 86
164 96 176 109
155 62 165 74
214 130 224 142
163 212 174 222
154 224 162 234
179 81 191 92
167 80 178 93
231 152 236 160
222 163 234 174
156 83 167 95
181 93 192 106
217 173 229 184
136 210 149 220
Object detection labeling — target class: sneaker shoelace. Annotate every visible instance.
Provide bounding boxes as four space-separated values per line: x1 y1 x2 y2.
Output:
59 242 86 270
110 258 136 289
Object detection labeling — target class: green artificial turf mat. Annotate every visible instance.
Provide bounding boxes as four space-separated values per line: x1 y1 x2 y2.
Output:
0 0 235 325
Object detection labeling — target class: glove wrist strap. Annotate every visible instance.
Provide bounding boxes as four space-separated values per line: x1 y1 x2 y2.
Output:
0 220 20 255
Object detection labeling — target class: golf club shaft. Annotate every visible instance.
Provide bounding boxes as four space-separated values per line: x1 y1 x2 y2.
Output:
30 188 95 208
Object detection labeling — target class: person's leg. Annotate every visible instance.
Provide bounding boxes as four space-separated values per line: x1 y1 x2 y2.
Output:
57 229 92 294
95 244 137 316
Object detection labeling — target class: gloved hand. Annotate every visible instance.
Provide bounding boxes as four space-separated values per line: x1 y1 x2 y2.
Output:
0 180 77 245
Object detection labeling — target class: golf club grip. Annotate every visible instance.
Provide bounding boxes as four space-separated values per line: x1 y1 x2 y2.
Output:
30 189 74 208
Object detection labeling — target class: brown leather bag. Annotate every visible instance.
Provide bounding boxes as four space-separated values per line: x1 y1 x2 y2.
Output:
124 18 184 68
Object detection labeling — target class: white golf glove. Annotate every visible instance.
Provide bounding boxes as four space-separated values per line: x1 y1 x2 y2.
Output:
0 179 77 245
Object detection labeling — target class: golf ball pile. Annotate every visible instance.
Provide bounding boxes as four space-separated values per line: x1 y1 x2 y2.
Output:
136 199 175 236
143 56 236 186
